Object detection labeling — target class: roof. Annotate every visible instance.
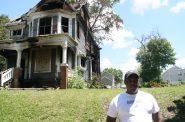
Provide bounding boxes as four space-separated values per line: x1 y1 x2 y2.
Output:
5 0 88 27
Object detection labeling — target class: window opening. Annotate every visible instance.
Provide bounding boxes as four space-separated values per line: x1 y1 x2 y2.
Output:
61 17 68 33
39 17 51 35
12 29 22 36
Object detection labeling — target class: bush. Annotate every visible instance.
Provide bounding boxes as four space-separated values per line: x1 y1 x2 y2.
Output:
89 75 106 89
141 81 168 88
68 69 87 89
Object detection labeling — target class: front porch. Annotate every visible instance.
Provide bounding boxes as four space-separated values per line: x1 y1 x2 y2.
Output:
0 34 81 89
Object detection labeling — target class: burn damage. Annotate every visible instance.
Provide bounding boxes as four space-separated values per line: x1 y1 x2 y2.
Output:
36 0 65 11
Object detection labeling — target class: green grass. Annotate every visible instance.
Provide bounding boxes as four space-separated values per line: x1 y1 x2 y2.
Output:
0 85 185 122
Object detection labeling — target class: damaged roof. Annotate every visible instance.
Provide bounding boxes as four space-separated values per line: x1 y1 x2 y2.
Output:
5 0 88 27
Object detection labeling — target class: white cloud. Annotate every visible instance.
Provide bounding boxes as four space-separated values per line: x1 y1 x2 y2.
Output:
103 26 135 49
120 0 126 4
100 58 112 70
128 47 139 57
120 58 140 73
176 58 185 68
131 0 169 14
170 1 185 13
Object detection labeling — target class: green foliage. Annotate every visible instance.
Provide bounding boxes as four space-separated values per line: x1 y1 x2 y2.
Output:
66 0 75 4
89 75 105 89
141 81 169 88
68 69 86 89
103 67 123 84
0 14 9 40
0 55 7 71
89 0 123 44
136 36 176 82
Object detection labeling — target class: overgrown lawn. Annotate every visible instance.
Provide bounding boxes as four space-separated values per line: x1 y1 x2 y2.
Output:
0 85 185 122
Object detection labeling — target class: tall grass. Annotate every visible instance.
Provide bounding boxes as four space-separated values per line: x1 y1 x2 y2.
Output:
0 85 185 122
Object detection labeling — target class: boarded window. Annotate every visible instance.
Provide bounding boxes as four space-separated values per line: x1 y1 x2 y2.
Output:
35 49 51 72
61 17 68 33
39 17 52 35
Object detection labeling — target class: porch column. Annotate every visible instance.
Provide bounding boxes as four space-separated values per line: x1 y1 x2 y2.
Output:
13 68 22 88
62 41 67 64
13 49 22 88
16 49 22 68
77 56 81 67
60 64 68 89
75 51 77 68
58 16 61 34
60 40 68 89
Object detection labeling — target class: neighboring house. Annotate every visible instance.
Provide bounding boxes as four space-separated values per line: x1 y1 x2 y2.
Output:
101 72 115 88
162 66 185 84
0 0 101 88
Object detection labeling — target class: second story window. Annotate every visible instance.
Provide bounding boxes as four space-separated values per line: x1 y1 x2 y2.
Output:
61 17 68 33
39 17 51 35
12 29 22 36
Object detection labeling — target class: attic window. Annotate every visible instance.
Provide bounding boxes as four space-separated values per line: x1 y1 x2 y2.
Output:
12 29 22 36
61 17 68 33
39 17 51 35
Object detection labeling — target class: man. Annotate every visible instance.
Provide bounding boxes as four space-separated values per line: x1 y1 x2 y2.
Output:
106 71 162 122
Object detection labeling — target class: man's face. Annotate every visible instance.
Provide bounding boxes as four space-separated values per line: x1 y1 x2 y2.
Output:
124 74 139 94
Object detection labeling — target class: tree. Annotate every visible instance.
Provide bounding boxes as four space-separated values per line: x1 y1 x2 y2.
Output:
0 14 9 40
136 34 176 82
103 67 123 84
0 14 9 71
89 0 123 44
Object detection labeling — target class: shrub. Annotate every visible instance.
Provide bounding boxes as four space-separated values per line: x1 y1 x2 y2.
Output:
89 75 106 89
141 81 168 88
68 69 87 89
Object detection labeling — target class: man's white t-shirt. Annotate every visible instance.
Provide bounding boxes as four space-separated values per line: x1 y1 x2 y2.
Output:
107 90 160 122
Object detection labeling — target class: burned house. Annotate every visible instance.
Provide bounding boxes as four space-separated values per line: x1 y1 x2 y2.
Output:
0 0 101 88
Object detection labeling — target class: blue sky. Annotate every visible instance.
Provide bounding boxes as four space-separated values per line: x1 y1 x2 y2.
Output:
0 0 185 74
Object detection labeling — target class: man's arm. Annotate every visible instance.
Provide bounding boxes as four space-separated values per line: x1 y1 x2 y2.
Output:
106 115 116 122
152 112 162 122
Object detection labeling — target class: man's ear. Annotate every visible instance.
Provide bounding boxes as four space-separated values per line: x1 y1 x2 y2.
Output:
124 79 127 84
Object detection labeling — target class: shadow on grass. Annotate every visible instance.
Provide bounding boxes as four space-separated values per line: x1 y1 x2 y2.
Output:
164 96 185 122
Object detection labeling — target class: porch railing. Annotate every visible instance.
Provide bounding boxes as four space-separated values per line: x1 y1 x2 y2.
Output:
0 67 14 87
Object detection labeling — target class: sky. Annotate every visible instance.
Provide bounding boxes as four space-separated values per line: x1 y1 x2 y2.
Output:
0 0 185 74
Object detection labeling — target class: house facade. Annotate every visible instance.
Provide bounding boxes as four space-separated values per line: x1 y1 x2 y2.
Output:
0 0 101 88
162 66 185 84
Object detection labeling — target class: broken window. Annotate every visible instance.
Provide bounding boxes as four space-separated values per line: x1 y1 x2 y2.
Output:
12 29 22 36
39 17 51 35
81 57 86 67
61 17 68 33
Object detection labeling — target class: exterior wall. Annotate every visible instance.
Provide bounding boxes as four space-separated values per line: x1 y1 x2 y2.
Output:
162 66 185 84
